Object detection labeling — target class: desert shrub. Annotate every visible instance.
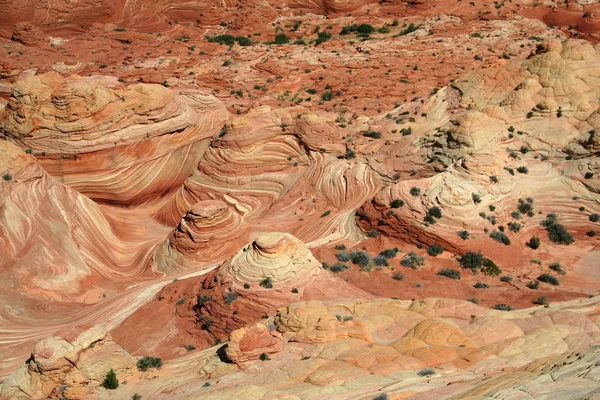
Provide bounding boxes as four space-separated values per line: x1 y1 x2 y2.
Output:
410 187 421 197
459 251 484 271
329 263 349 273
349 251 370 267
392 272 404 280
372 394 389 400
2 173 12 181
137 357 162 371
418 368 435 376
428 207 442 219
260 353 271 361
336 252 351 262
507 222 521 233
379 248 399 259
373 255 389 266
527 280 539 289
517 199 533 214
206 34 236 45
467 298 479 304
494 304 514 311
315 31 332 45
533 295 548 305
548 262 566 275
334 244 347 250
490 230 511 245
259 277 273 288
590 214 600 223
186 344 196 351
458 230 470 240
399 23 420 36
437 269 461 280
363 130 381 139
273 33 289 44
367 229 379 238
321 90 333 101
500 275 513 282
424 214 436 224
223 292 239 304
102 369 119 389
132 394 142 400
542 215 574 245
321 210 331 217
472 193 482 204
526 236 541 249
390 199 404 208
197 295 211 306
517 166 529 174
537 273 560 285
426 244 444 257
587 230 596 237
243 283 251 289
401 252 425 269
474 282 489 289
481 258 502 276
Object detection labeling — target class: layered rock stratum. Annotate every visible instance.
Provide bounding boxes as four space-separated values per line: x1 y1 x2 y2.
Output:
0 0 599 399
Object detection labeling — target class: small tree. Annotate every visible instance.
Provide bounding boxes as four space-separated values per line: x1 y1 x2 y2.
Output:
102 369 119 389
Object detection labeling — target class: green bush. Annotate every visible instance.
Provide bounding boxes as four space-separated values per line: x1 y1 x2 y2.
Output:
459 251 484 271
474 282 489 289
426 244 444 257
137 357 162 371
590 214 599 223
259 353 271 361
379 248 399 259
458 230 470 240
542 215 574 245
349 251 370 267
428 206 442 219
472 193 482 204
527 280 539 289
315 31 332 45
273 33 289 44
102 369 119 389
437 269 461 280
259 277 273 288
363 130 382 139
549 262 566 275
410 187 421 197
490 230 510 246
373 255 389 266
392 272 404 280
494 304 514 311
418 368 435 376
401 252 425 269
390 199 404 208
537 273 560 286
526 236 541 249
500 275 513 282
481 258 502 276
329 263 349 273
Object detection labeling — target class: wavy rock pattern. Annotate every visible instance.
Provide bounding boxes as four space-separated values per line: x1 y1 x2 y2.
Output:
0 73 228 205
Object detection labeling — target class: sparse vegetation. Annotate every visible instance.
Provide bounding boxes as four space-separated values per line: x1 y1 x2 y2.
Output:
223 292 240 304
137 357 162 371
401 252 425 269
548 262 566 275
260 277 273 288
474 282 489 289
102 369 119 389
437 269 461 280
390 199 404 208
259 353 271 361
410 187 421 197
527 280 539 290
458 230 470 240
490 230 510 246
494 304 514 311
418 368 435 376
526 236 541 249
500 275 513 282
392 272 404 280
426 244 444 257
379 248 399 259
537 273 560 286
541 214 574 245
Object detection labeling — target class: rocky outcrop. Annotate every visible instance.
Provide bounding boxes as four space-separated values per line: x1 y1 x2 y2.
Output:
1 328 135 400
0 73 228 205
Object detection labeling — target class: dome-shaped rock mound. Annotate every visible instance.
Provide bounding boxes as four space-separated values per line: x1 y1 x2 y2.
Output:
154 200 248 274
112 233 368 360
216 232 322 289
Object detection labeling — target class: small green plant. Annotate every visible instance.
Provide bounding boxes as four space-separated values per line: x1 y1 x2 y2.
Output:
541 214 574 245
527 280 539 289
437 269 461 280
428 206 442 219
401 252 425 269
223 292 240 304
259 352 271 361
517 166 529 174
526 236 541 249
102 369 119 389
243 283 251 289
472 193 482 204
426 244 444 257
273 33 289 44
392 272 404 280
418 368 435 376
379 248 399 259
390 199 404 208
291 288 298 293
363 130 382 139
260 277 273 288
410 187 421 197
132 394 142 400
137 357 162 371
2 173 12 181
500 275 513 283
494 304 514 311
490 230 510 246
537 273 560 286
533 295 548 305
590 214 599 223
548 262 566 275
458 230 470 240
474 282 489 289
